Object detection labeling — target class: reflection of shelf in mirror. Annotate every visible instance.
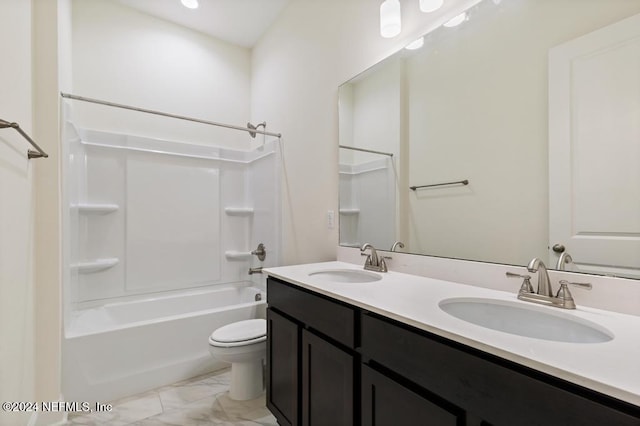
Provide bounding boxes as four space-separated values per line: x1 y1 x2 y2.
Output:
225 251 253 261
72 258 119 274
339 209 360 215
75 203 119 214
224 207 254 217
341 243 361 248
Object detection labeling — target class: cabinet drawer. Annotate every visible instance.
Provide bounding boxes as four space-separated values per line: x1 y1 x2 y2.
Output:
361 313 640 426
267 278 355 348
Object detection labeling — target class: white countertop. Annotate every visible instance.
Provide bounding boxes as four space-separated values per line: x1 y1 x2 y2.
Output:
264 261 640 407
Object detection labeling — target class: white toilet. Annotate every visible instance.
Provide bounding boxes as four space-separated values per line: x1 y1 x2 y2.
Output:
208 319 267 400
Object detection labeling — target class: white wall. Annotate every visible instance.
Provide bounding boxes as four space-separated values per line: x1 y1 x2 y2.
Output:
0 1 67 424
252 0 481 265
71 0 252 149
33 0 70 424
0 3 36 425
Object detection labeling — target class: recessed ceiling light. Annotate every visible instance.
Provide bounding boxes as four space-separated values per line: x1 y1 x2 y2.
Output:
181 0 199 9
443 12 466 27
405 37 424 50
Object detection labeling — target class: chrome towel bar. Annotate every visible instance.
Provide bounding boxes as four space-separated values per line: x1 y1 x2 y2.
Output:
410 179 469 191
0 119 48 159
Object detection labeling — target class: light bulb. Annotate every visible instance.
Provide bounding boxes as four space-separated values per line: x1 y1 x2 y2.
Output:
443 12 466 27
181 0 199 9
419 0 444 13
380 0 402 38
405 37 424 50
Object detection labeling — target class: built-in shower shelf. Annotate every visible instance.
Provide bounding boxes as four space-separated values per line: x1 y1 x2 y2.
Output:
72 258 119 274
341 242 362 248
225 251 253 261
224 207 254 216
75 203 119 214
339 208 360 215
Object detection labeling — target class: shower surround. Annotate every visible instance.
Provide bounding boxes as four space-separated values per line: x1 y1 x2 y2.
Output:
62 123 280 402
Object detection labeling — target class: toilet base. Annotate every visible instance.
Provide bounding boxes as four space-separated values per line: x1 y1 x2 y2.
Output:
229 359 264 400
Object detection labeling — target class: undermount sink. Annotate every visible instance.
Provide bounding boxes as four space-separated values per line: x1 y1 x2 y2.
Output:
439 298 613 344
308 269 382 283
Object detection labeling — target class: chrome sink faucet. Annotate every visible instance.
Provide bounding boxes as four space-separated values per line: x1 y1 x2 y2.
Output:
556 252 573 270
390 241 404 252
506 257 592 310
361 243 388 272
527 258 552 297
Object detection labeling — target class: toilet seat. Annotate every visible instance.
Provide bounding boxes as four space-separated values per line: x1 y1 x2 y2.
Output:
209 319 266 348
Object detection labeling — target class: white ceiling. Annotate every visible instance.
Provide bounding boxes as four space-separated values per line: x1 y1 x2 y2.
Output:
114 0 291 48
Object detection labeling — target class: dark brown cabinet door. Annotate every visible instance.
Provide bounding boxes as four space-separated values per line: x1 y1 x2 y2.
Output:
267 308 300 426
301 329 354 426
361 364 462 426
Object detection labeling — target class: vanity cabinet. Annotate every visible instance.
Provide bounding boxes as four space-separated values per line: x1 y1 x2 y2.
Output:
267 278 356 426
361 312 640 426
267 276 640 426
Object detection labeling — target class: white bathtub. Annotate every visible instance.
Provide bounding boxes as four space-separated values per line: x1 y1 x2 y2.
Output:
62 282 266 403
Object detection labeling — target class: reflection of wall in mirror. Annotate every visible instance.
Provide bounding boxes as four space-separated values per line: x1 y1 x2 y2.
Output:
339 156 395 249
339 58 402 250
406 0 640 266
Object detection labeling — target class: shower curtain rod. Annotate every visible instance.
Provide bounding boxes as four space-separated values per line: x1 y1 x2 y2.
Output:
60 92 282 138
339 145 393 157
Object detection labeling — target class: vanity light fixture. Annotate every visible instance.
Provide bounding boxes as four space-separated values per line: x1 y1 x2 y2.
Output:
419 0 444 13
380 0 402 38
443 12 466 27
405 37 424 50
181 0 199 9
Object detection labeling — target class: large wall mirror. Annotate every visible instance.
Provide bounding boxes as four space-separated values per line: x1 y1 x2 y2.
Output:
338 0 640 279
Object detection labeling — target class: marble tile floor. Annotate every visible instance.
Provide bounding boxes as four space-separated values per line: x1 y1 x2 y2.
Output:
65 368 278 426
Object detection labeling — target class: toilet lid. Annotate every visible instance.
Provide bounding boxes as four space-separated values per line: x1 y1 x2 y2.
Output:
210 319 266 343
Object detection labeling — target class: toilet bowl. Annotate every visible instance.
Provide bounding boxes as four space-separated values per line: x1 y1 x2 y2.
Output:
208 319 266 400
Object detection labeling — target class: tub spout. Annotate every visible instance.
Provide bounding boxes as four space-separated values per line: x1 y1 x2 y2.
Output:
248 267 263 275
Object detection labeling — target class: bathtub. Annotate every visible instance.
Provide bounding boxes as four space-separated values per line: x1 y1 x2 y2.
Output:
62 282 266 403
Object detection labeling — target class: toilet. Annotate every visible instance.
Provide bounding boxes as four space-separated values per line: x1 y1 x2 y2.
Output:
208 319 267 400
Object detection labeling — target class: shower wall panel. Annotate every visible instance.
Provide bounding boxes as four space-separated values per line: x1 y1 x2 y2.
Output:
126 154 221 292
